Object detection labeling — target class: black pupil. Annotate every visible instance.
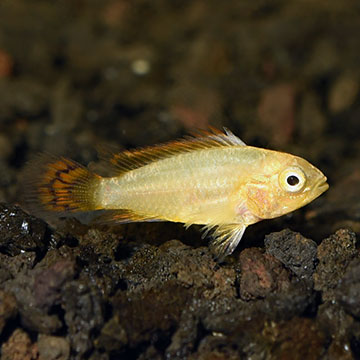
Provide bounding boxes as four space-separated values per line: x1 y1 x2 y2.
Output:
287 175 299 186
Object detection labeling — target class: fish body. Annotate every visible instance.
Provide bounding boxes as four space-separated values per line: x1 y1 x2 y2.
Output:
23 129 329 258
99 147 263 224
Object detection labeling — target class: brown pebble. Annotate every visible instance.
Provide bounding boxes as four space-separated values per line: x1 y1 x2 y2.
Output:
38 335 70 360
328 73 359 113
1 329 38 360
257 83 296 146
0 290 17 335
0 49 13 78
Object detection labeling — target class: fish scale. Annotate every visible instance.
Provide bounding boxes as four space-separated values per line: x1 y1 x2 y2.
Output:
109 157 239 219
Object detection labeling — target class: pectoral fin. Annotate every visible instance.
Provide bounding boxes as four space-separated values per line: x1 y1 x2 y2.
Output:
206 224 246 260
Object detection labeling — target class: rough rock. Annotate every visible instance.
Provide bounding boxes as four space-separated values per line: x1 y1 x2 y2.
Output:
0 203 49 256
314 229 358 300
265 229 317 283
336 259 360 318
239 247 290 300
62 280 104 357
4 259 75 334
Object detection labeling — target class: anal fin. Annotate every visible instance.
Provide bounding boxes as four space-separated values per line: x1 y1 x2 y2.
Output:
91 209 163 225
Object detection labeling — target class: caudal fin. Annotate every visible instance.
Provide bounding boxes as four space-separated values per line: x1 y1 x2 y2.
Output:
22 154 102 218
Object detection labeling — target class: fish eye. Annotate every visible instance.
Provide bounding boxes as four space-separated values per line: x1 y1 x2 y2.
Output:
287 175 299 186
279 167 306 193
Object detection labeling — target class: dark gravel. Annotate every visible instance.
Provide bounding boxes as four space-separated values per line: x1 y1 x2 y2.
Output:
0 1 360 359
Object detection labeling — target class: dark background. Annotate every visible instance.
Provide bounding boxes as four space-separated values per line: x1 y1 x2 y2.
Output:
0 1 360 359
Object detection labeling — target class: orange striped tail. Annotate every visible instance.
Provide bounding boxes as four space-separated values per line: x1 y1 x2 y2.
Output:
22 154 102 218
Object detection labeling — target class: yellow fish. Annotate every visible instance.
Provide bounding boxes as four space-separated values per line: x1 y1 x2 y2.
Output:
23 128 329 258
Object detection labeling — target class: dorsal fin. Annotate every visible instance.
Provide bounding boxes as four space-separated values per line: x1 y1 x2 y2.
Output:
99 127 245 175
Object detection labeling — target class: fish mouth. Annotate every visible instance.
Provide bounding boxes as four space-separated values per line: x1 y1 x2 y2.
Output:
315 177 329 194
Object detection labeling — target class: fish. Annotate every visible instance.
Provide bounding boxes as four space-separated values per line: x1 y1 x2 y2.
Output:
22 128 329 259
